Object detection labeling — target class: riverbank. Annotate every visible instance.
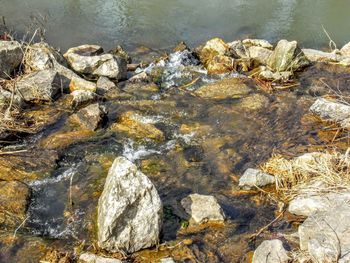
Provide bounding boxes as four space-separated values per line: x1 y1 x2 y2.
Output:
1 32 350 263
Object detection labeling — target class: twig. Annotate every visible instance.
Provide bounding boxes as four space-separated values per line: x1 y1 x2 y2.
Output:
249 210 285 240
0 149 28 155
322 25 337 52
13 215 29 238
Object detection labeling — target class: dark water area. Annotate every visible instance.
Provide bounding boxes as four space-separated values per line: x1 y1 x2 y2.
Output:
1 0 350 51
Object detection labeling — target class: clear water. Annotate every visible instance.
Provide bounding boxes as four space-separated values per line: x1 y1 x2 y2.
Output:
1 0 350 51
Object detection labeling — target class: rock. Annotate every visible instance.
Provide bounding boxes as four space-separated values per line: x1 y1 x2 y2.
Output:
0 181 31 228
340 42 350 56
194 78 252 100
258 67 293 81
69 76 97 93
96 76 117 95
181 194 225 224
288 190 350 217
239 168 275 189
71 90 98 108
0 41 23 78
252 239 290 263
0 87 24 108
198 38 229 67
206 55 235 74
64 45 127 80
267 40 310 72
159 258 175 263
239 94 269 111
79 252 122 263
128 72 150 83
110 45 131 63
242 39 274 50
72 103 106 131
97 156 163 253
16 69 70 102
310 98 350 127
228 40 248 58
247 46 273 65
24 42 66 72
299 204 350 263
110 111 164 141
302 48 342 63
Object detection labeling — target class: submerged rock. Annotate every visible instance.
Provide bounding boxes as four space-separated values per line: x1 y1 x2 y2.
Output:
16 69 70 102
267 40 310 72
252 239 290 263
239 94 270 111
110 111 164 141
310 98 350 127
79 252 122 263
0 181 31 228
299 204 350 263
239 168 275 189
98 156 163 253
0 40 23 78
181 194 225 224
72 103 106 131
194 78 252 100
64 44 127 80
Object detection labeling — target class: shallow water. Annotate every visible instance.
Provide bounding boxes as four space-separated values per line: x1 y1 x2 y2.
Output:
1 0 350 51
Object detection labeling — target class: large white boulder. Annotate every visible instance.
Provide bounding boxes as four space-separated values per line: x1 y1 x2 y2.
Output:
97 156 163 253
252 239 290 263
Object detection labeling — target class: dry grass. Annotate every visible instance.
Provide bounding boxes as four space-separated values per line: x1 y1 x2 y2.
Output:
261 150 350 200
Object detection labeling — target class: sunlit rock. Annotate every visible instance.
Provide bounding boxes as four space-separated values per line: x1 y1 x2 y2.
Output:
96 76 117 95
299 204 350 263
252 239 290 263
239 168 275 189
0 40 23 79
267 39 310 72
79 252 122 263
310 98 350 128
247 46 272 65
340 41 350 56
181 194 225 224
71 90 98 108
302 48 341 63
16 69 70 102
242 39 273 50
71 103 106 131
0 181 31 228
69 76 97 93
206 54 235 74
194 78 252 100
98 156 162 253
64 44 127 80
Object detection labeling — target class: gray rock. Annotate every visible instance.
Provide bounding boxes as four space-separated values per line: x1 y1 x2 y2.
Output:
0 87 24 108
0 41 23 78
267 40 310 72
98 156 163 253
302 48 342 63
299 204 350 263
252 239 290 263
310 98 350 127
96 76 117 95
74 103 106 131
69 75 97 93
16 69 70 102
71 90 98 108
128 72 150 83
258 68 292 81
64 45 127 80
79 252 122 263
247 46 273 65
288 190 350 217
24 42 66 72
239 168 275 189
181 194 225 224
242 39 274 49
159 258 176 263
340 42 350 56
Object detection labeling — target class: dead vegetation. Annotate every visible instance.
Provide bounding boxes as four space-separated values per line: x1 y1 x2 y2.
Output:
261 150 350 201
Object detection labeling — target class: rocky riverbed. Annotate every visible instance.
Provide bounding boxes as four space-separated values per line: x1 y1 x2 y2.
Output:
1 31 350 263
